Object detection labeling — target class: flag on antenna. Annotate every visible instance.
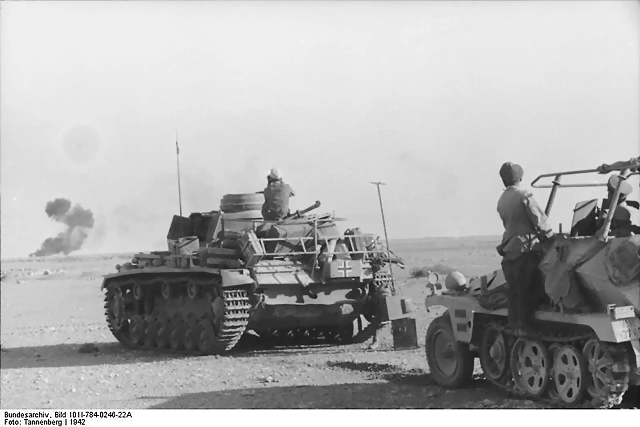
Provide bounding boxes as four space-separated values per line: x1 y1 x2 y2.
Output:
176 139 180 155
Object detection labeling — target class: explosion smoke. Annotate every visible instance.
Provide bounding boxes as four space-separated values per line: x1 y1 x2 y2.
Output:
30 198 95 257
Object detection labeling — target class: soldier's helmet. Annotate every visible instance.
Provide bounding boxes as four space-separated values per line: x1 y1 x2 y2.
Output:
445 271 467 291
269 168 282 180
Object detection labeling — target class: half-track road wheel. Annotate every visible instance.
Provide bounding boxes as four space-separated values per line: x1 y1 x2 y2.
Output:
549 344 588 405
582 339 631 407
479 324 511 383
510 338 551 397
425 314 474 388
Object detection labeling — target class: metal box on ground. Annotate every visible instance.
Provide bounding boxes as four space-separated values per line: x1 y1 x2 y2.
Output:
378 295 414 321
392 317 419 350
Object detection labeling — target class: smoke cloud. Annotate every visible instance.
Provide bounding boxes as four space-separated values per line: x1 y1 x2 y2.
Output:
30 198 95 257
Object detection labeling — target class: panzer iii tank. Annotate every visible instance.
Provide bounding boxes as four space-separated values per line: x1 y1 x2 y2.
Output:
101 193 416 356
423 161 640 408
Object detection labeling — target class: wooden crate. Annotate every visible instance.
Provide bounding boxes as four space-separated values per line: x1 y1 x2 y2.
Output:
240 230 265 268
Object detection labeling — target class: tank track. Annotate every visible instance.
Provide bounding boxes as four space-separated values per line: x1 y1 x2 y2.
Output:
254 273 393 347
103 272 251 356
481 320 632 409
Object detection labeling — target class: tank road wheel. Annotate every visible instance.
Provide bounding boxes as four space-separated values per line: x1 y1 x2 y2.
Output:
129 315 145 346
510 338 551 397
425 314 474 388
132 284 144 301
183 316 200 351
550 345 588 405
105 287 127 333
162 283 172 300
155 316 171 349
169 317 186 350
143 316 158 347
196 319 216 353
479 325 511 383
582 339 630 407
211 294 225 334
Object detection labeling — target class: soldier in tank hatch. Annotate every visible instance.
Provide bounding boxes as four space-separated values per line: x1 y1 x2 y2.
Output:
261 168 296 221
596 175 640 237
495 162 554 337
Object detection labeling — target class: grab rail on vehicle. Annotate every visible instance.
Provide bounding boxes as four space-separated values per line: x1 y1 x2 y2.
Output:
531 168 639 217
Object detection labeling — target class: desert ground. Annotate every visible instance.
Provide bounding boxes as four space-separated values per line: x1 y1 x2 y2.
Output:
0 237 634 410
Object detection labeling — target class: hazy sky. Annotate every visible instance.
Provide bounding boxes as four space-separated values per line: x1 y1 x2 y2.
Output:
1 1 639 258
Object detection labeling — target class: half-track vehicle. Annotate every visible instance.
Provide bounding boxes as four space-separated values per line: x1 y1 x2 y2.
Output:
424 160 640 408
102 193 417 356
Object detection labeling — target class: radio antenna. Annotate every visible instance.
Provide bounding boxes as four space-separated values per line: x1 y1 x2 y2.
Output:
176 130 183 217
370 181 393 279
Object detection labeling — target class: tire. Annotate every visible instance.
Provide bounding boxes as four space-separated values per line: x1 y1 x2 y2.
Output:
220 193 264 214
425 313 474 388
220 202 264 213
221 193 263 204
221 210 263 220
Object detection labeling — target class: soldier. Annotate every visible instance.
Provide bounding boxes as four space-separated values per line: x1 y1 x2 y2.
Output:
261 168 296 221
496 162 554 336
366 254 393 349
596 175 640 237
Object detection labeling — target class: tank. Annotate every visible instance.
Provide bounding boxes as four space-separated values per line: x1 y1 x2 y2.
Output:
423 161 640 408
101 193 416 356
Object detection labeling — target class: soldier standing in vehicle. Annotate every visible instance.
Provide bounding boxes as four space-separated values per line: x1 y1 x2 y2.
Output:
596 162 640 236
261 168 296 221
595 175 639 236
496 162 554 336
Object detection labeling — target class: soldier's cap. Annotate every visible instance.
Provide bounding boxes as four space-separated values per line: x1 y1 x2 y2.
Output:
499 162 524 186
607 175 632 196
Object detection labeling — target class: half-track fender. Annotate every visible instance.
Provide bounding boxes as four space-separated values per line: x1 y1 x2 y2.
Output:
425 294 476 343
425 293 640 345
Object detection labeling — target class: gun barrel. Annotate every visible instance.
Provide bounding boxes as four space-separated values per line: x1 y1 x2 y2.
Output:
288 201 321 219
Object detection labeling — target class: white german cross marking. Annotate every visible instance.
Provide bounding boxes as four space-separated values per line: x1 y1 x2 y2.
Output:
338 260 352 277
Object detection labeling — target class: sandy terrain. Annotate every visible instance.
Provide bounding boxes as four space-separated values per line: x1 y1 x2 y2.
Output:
0 237 627 410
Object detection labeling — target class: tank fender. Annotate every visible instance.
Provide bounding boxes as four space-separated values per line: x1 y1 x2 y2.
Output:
220 269 256 288
425 294 475 343
100 275 116 291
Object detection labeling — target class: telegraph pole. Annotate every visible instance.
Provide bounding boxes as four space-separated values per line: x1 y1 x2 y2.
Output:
370 181 393 279
176 130 183 217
